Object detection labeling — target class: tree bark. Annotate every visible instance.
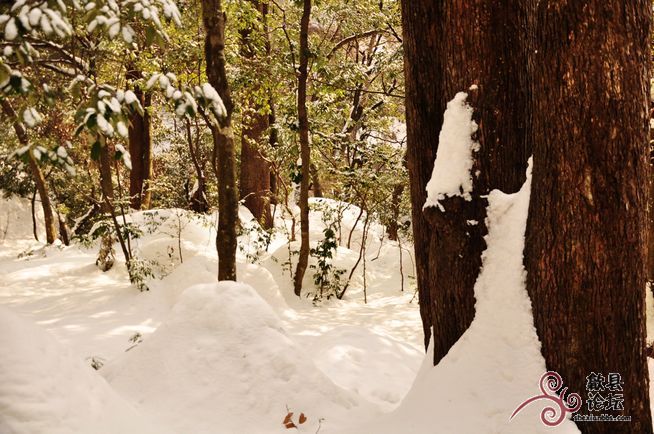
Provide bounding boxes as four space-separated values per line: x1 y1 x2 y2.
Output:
269 98 279 203
185 119 210 213
386 182 404 241
98 140 114 212
648 107 654 285
239 0 273 229
525 2 652 433
126 66 153 210
310 162 323 197
401 0 529 361
0 99 58 244
293 0 312 297
202 0 239 281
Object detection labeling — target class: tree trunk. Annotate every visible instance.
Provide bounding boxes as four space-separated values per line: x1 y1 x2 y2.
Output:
185 119 210 213
239 0 272 229
293 0 312 297
0 99 58 244
310 163 323 197
98 141 114 212
269 98 279 203
525 2 652 433
126 66 153 210
387 183 404 241
648 110 654 284
202 0 239 281
401 0 529 360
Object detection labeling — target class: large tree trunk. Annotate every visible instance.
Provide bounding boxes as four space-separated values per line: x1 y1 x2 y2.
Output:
126 66 153 210
293 0 312 297
0 99 58 244
239 0 272 229
401 0 529 361
525 2 652 433
202 0 238 281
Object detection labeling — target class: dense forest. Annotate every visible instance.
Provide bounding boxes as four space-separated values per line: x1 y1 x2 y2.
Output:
0 1 652 433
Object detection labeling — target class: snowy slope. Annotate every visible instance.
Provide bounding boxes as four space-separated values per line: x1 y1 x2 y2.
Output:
351 162 581 434
0 307 170 434
0 195 421 434
102 282 369 434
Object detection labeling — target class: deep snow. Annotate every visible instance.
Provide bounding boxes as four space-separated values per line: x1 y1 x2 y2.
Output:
0 196 422 433
2 178 653 433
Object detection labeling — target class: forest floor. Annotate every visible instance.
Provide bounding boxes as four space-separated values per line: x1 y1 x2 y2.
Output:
0 196 424 434
1 185 651 433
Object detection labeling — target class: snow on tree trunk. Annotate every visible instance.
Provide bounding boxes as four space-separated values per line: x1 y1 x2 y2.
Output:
401 0 530 362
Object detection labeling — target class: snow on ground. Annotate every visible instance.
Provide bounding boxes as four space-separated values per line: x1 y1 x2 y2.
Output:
102 282 367 434
356 162 580 434
0 306 169 434
0 195 422 433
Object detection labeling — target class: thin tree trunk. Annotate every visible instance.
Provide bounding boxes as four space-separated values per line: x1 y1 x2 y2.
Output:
126 66 153 210
30 189 39 242
0 99 57 244
387 182 404 241
293 0 312 297
525 2 652 433
185 119 210 213
98 141 114 212
202 0 238 281
401 0 529 361
269 98 279 203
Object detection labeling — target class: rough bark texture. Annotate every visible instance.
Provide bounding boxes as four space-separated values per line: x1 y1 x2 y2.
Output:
126 66 153 210
525 2 652 433
293 0 312 297
239 0 272 229
240 112 272 227
0 99 58 244
202 0 238 281
401 0 529 361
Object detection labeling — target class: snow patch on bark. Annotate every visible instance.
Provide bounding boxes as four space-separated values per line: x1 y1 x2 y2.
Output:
424 91 479 211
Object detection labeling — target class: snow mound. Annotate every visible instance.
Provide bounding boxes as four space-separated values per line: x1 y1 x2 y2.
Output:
356 161 580 434
0 306 165 434
102 282 363 434
424 91 479 210
304 325 422 411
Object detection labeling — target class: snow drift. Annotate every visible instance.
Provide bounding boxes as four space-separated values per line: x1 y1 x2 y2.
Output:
353 162 580 434
0 306 166 434
102 282 368 434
